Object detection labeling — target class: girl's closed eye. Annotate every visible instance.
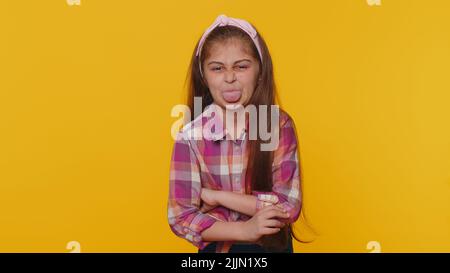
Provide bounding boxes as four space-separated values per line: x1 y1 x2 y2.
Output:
235 65 249 70
211 66 223 72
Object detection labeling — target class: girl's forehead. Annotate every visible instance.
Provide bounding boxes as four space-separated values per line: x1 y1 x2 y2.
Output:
206 38 254 59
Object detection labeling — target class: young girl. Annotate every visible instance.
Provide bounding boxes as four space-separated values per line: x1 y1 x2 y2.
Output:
168 14 302 253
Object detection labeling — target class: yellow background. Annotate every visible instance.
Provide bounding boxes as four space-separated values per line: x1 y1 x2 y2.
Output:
1 0 449 252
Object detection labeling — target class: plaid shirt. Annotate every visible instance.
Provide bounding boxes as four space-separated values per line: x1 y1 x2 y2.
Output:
168 103 301 253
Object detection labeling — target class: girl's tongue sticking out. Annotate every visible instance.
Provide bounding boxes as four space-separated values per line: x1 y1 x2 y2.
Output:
222 90 242 103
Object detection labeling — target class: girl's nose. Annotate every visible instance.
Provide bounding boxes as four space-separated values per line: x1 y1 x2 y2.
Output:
224 70 236 83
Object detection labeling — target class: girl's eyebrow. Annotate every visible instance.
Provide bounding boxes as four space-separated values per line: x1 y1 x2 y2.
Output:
207 59 252 65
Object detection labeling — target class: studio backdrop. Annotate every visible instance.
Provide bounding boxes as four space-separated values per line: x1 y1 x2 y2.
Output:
0 0 449 252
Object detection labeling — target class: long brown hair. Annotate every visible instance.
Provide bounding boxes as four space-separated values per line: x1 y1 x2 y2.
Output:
185 24 307 251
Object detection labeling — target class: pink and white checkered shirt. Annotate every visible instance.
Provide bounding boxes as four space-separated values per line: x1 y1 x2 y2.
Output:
168 103 301 253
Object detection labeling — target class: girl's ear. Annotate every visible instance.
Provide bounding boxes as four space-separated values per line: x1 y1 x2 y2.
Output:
200 68 210 87
201 74 209 87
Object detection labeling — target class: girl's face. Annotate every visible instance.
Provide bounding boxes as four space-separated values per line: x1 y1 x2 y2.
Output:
202 38 260 108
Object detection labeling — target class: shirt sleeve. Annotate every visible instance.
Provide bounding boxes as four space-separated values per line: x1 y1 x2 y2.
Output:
167 133 217 250
252 113 302 223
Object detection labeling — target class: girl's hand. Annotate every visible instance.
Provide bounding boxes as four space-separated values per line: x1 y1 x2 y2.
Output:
241 205 289 242
200 188 220 213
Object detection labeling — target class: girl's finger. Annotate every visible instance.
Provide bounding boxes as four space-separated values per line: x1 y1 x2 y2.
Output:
261 227 281 235
264 219 285 228
263 208 290 219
